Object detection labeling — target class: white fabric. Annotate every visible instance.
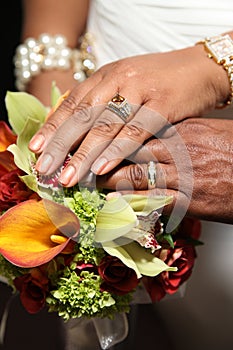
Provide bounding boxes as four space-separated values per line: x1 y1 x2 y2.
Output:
87 1 233 348
88 0 233 67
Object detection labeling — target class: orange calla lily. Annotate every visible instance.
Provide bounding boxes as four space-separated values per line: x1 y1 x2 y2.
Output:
0 121 16 152
0 199 80 268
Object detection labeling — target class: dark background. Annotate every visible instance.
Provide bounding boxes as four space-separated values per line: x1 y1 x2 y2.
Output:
0 1 22 124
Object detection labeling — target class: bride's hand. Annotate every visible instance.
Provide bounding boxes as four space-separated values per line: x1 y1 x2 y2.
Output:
97 118 233 224
28 45 230 186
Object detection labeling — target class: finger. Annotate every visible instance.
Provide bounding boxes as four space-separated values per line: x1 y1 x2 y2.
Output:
28 70 103 153
91 104 169 175
130 138 172 164
34 78 141 176
59 103 140 186
96 163 178 191
34 103 104 174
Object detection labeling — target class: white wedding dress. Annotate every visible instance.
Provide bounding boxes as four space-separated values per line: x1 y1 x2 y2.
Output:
87 1 233 349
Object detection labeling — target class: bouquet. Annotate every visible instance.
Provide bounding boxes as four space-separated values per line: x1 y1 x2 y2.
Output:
0 85 201 346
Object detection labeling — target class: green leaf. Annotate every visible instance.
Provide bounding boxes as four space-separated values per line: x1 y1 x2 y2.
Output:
163 234 175 248
51 81 62 107
95 196 138 242
122 194 173 215
5 91 47 135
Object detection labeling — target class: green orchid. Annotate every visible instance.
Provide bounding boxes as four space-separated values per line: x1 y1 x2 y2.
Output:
95 194 176 278
5 85 63 197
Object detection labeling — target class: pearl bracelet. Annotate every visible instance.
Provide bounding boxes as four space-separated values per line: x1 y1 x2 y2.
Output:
14 33 96 91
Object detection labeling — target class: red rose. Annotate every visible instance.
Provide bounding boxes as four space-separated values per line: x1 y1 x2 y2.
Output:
14 268 49 314
178 217 202 240
143 239 197 302
0 168 37 212
98 255 140 295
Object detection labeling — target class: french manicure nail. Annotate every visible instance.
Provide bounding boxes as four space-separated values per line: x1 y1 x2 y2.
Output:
59 165 76 186
29 134 45 152
36 154 53 173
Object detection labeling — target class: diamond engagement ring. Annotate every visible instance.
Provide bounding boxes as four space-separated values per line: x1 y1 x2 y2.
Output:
106 94 131 122
147 161 157 189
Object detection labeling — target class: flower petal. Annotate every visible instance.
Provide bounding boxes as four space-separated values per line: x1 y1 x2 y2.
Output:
5 91 46 135
0 151 16 173
0 121 16 151
103 241 177 278
0 199 80 267
122 242 177 277
122 194 173 215
95 196 138 242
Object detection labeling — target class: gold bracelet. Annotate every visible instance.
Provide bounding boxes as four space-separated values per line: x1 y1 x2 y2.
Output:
13 32 96 91
196 34 233 108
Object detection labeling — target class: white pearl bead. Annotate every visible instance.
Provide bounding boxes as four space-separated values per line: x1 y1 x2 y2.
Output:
22 70 31 80
18 45 28 56
43 57 53 68
58 59 70 69
26 38 37 49
73 71 86 82
55 35 66 46
30 63 40 74
40 34 51 45
21 58 29 67
47 46 56 55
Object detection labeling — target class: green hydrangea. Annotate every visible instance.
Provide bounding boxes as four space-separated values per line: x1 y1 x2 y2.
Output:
64 187 106 245
46 268 132 321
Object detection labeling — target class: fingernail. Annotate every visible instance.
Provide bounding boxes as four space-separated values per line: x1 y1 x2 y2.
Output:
59 165 76 186
91 157 108 174
36 154 53 173
29 134 45 152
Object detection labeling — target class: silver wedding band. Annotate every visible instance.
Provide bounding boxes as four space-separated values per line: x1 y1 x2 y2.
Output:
147 161 157 189
106 94 131 122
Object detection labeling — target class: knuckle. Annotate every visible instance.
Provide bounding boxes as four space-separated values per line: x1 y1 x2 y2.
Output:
124 123 143 138
94 117 121 134
59 95 77 114
42 120 60 134
107 140 125 158
72 147 91 163
71 106 92 125
76 100 93 111
50 137 69 154
128 164 145 189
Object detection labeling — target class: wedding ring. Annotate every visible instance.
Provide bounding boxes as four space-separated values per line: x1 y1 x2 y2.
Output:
106 94 131 122
147 161 157 189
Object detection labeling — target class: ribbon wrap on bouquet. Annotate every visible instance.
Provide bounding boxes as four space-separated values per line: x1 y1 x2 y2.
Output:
65 312 129 349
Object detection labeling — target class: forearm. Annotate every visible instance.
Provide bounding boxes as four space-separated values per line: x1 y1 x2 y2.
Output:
21 0 89 46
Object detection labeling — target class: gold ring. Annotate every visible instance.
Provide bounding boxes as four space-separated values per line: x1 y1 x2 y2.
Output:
106 94 131 122
147 161 156 189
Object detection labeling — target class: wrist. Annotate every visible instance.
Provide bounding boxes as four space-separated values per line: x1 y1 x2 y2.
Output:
196 34 233 108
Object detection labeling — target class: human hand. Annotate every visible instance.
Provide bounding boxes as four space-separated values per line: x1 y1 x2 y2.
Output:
28 45 230 186
97 118 233 224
